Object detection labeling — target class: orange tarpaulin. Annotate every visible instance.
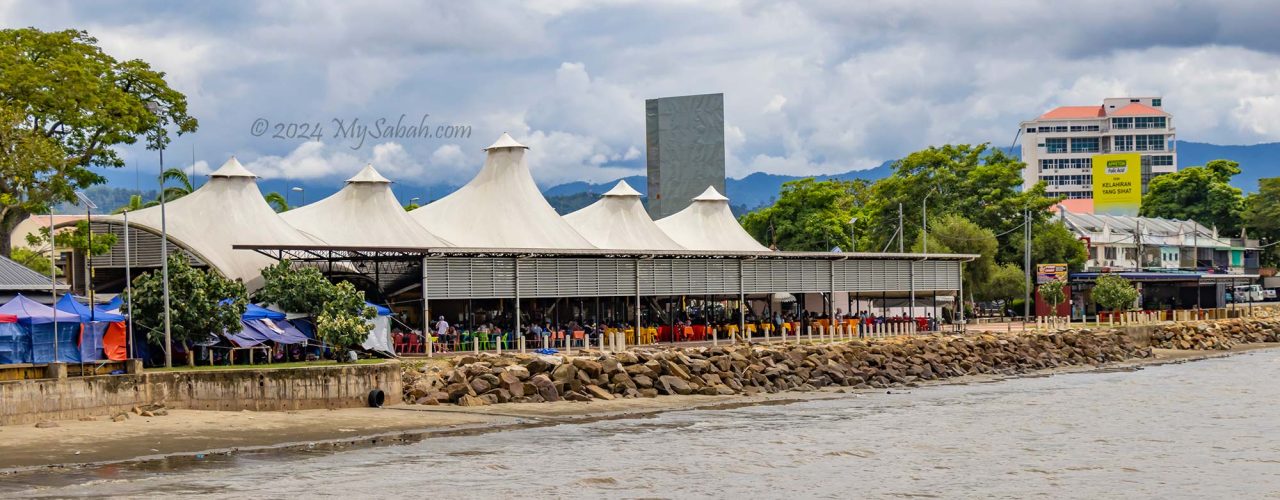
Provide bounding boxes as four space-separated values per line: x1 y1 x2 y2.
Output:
103 321 128 361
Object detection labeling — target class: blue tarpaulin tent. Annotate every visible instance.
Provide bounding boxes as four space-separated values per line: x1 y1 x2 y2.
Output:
225 304 309 347
0 295 81 363
55 294 127 361
0 314 27 364
367 302 392 316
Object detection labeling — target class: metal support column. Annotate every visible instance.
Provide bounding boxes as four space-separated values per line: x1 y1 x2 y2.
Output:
958 261 965 333
421 256 431 356
739 259 746 340
634 259 642 347
514 257 521 341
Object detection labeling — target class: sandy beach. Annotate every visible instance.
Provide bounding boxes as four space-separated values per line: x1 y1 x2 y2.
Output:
2 343 1274 474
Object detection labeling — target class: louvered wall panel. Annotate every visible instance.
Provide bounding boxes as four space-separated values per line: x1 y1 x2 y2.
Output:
90 221 205 268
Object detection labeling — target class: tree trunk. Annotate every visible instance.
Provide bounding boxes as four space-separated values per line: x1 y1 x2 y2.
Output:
0 207 28 258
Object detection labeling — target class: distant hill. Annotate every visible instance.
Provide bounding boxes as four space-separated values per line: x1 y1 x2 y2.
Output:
74 141 1276 216
1173 140 1279 192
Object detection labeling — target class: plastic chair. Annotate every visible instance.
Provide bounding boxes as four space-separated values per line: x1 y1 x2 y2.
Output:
572 330 585 347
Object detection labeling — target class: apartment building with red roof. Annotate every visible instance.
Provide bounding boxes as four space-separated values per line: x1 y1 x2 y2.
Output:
1020 97 1176 203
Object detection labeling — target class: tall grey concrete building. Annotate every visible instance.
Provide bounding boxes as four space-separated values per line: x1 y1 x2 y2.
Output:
645 93 726 219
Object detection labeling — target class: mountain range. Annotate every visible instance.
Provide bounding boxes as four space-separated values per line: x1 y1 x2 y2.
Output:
68 140 1279 215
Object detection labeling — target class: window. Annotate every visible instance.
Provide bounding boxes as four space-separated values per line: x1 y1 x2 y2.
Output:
1026 127 1036 133
1105 247 1117 260
1124 248 1137 261
1045 138 1067 153
1136 134 1165 151
1114 135 1134 151
1130 99 1140 103
1071 137 1100 153
1070 125 1100 132
1152 98 1162 107
1112 117 1134 129
1150 155 1174 166
1135 116 1166 129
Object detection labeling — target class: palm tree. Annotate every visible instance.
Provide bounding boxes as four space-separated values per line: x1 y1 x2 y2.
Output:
159 167 195 202
264 191 289 212
111 194 158 214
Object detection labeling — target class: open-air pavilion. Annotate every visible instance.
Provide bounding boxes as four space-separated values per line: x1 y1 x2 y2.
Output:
76 133 974 354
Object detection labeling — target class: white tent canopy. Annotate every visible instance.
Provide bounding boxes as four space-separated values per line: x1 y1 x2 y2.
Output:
655 186 770 252
101 158 326 290
563 181 685 250
282 164 451 248
409 133 594 249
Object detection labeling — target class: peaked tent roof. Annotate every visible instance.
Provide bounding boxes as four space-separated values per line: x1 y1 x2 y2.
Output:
409 133 594 249
0 294 63 324
55 293 126 322
281 164 451 247
655 186 770 252
99 158 326 290
563 181 684 250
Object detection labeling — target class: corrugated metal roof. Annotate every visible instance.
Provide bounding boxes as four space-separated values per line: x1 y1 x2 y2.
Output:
0 254 67 291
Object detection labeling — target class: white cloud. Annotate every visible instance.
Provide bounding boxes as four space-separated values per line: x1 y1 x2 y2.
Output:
8 0 1280 188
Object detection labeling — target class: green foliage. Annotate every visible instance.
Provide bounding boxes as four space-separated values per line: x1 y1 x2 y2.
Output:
159 168 195 201
1092 274 1138 312
254 260 375 361
1140 159 1244 233
1245 177 1280 267
866 144 1058 262
111 194 158 214
126 254 246 347
739 178 870 251
979 263 1026 305
252 260 333 315
263 191 289 213
25 220 117 256
316 281 376 361
0 28 196 257
1012 220 1089 272
10 247 56 276
1039 280 1066 313
402 202 421 211
911 214 998 294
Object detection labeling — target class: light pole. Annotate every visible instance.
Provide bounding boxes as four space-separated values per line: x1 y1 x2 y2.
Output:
48 210 58 362
922 191 933 254
849 217 858 253
291 186 304 206
410 196 420 208
145 101 173 368
74 191 98 321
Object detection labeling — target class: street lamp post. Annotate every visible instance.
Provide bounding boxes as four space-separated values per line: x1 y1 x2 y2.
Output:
922 191 933 254
74 191 98 321
145 102 174 368
291 186 304 206
849 217 858 253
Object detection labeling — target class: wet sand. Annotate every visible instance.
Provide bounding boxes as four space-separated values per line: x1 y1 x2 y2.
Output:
1 343 1275 473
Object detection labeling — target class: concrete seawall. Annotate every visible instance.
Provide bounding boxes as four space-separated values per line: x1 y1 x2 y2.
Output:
0 362 402 426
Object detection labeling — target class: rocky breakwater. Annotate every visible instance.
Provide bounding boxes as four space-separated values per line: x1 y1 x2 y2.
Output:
402 329 1149 406
1151 317 1280 350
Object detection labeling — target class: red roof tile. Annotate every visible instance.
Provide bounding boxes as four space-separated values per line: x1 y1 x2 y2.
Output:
1108 103 1167 117
1038 106 1105 120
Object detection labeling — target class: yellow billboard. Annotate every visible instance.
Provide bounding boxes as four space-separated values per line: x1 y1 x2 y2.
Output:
1092 153 1142 216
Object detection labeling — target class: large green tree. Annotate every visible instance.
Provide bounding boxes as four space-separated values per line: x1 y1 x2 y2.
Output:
0 28 197 257
910 214 999 298
316 281 376 362
126 254 246 350
1011 220 1089 272
867 144 1058 261
1092 274 1138 313
254 260 375 360
740 178 870 251
1139 159 1244 233
979 263 1026 306
1245 178 1280 267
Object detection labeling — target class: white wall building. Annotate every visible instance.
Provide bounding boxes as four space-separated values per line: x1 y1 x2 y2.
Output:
1021 97 1177 199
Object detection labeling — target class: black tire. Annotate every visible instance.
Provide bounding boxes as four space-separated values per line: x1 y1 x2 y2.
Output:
367 389 386 408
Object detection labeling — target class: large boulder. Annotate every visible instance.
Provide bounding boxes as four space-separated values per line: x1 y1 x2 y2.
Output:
530 374 560 402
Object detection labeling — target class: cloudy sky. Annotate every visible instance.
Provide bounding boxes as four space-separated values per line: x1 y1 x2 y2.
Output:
5 0 1280 190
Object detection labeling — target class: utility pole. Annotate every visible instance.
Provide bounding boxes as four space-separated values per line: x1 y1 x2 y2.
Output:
1135 219 1143 271
897 203 904 253
1024 208 1031 322
849 217 858 253
922 192 932 253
